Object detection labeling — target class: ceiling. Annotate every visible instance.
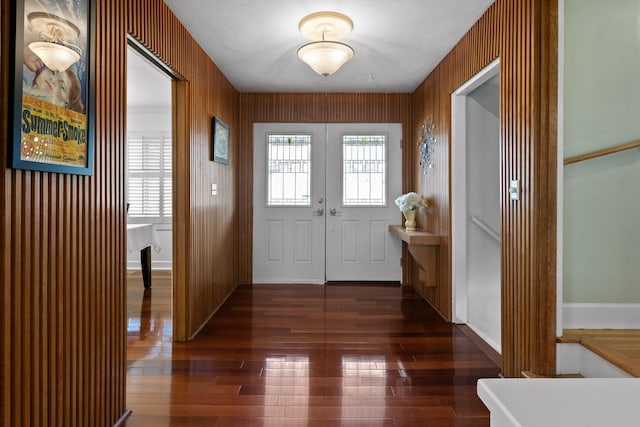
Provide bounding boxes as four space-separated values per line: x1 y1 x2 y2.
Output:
127 47 173 108
165 0 494 92
469 74 500 118
127 0 495 106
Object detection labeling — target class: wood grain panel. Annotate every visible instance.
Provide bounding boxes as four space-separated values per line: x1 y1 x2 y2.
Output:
1 0 239 424
238 93 412 285
124 0 240 339
411 0 557 377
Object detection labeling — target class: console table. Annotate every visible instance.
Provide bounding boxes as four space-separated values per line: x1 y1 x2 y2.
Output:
388 225 441 288
127 223 158 288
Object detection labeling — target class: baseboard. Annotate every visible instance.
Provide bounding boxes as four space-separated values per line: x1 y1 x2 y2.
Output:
465 322 502 354
563 303 640 329
189 283 240 340
410 285 448 321
127 260 172 270
252 278 326 285
457 324 502 368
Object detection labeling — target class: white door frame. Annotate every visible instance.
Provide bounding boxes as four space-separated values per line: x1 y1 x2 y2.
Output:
451 58 500 324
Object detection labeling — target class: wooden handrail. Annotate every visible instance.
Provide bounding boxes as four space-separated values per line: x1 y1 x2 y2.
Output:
471 215 500 242
564 139 640 165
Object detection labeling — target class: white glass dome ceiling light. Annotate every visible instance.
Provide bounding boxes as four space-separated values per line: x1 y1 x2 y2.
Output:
27 12 82 72
297 11 354 77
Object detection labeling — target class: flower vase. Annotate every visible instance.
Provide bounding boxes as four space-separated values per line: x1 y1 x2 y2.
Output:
403 209 416 231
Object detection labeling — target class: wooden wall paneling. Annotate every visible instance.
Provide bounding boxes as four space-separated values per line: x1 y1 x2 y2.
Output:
238 93 412 285
1 0 239 424
172 80 191 341
125 0 239 340
535 0 558 377
410 0 557 376
1 2 6 424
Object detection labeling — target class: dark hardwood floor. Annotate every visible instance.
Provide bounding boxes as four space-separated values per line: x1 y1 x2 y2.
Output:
125 272 499 426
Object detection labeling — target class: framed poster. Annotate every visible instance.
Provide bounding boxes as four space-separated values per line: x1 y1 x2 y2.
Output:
9 0 95 175
212 117 229 165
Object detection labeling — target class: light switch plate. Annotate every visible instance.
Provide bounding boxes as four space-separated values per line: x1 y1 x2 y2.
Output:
509 180 519 201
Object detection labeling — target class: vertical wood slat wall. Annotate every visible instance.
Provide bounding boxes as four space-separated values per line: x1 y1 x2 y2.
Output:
237 93 412 285
1 0 239 425
126 0 240 341
411 0 557 377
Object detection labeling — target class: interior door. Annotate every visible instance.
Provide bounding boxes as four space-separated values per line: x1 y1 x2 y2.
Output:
253 123 402 283
325 123 402 281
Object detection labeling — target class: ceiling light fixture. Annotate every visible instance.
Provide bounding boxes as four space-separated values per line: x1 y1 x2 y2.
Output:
297 11 354 77
28 12 82 72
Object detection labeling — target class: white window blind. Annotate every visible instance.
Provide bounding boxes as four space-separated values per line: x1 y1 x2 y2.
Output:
127 132 172 222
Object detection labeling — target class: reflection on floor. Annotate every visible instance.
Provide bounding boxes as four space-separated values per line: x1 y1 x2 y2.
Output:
126 270 172 363
126 280 500 426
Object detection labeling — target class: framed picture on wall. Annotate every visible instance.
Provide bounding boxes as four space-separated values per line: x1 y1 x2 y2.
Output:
9 0 95 175
212 117 229 165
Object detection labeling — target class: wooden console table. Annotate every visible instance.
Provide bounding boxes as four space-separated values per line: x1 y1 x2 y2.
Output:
389 225 441 288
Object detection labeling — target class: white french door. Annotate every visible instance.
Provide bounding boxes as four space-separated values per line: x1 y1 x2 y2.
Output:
252 123 326 284
252 123 402 284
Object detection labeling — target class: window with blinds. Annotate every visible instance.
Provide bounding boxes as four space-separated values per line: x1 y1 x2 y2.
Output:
127 132 172 222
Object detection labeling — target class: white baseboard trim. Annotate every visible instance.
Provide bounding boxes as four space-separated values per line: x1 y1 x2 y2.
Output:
252 279 326 285
563 303 640 329
127 260 172 271
466 322 501 354
556 343 631 378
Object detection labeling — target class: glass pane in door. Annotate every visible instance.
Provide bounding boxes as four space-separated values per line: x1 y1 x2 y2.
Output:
267 134 312 206
342 134 386 206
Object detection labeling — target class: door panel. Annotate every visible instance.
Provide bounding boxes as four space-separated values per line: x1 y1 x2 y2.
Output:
267 220 284 262
325 123 402 281
293 220 313 262
253 123 326 284
253 123 401 283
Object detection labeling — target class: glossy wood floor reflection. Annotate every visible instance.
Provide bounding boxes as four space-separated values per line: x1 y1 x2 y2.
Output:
125 274 500 426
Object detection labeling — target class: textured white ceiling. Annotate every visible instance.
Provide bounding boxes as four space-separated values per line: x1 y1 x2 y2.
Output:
161 0 495 93
127 47 172 108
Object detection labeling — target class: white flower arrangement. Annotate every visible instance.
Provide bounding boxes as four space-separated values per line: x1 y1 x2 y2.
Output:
394 192 428 212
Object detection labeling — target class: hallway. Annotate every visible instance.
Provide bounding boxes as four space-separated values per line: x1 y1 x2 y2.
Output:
125 275 500 426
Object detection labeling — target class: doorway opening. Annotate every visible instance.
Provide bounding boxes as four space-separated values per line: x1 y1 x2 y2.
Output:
252 123 403 284
125 44 174 344
452 59 501 353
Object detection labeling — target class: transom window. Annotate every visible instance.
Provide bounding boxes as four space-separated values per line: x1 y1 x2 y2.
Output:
267 134 311 206
342 134 387 206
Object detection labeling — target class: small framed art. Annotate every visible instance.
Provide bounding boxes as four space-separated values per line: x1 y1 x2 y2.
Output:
212 117 229 165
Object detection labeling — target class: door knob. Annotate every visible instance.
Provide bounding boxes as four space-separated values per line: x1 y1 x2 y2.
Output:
329 208 342 216
313 208 324 216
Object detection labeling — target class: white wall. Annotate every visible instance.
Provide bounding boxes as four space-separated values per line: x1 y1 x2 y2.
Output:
465 96 501 352
127 107 172 270
563 0 640 306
